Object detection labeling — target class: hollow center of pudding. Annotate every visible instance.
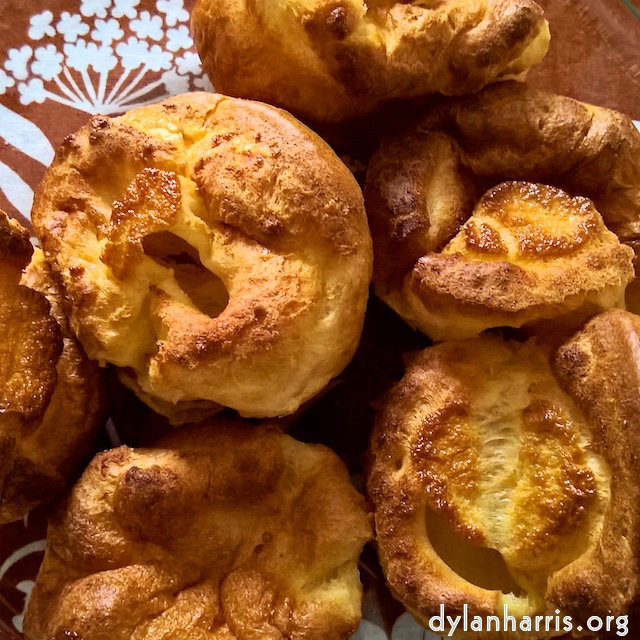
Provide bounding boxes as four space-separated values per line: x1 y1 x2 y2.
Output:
425 506 525 595
413 339 610 599
143 231 229 319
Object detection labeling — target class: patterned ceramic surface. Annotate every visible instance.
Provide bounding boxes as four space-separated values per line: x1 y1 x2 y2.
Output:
0 0 639 637
0 0 212 226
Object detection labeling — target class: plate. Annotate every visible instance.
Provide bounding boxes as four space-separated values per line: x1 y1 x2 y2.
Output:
0 0 638 637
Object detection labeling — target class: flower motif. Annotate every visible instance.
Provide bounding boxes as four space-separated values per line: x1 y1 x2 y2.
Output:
92 45 119 73
63 40 97 71
112 0 140 20
63 40 117 74
161 69 191 95
28 11 56 40
115 37 149 70
165 25 192 52
0 0 207 118
31 45 64 81
18 78 47 105
130 11 163 40
92 18 124 45
56 12 90 43
145 44 173 72
157 0 189 27
5 46 33 82
172 52 213 91
80 0 111 18
174 51 201 76
0 70 15 93
193 74 214 91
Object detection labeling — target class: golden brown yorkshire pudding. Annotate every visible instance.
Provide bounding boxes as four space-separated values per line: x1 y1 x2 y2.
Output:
365 81 640 338
191 0 550 124
401 181 634 340
32 92 372 424
0 211 105 524
367 311 640 638
24 419 372 640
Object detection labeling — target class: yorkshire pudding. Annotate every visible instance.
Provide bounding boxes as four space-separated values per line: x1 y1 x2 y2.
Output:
0 210 105 524
32 92 372 424
191 0 550 123
365 81 640 338
24 418 372 640
367 310 640 638
401 181 633 340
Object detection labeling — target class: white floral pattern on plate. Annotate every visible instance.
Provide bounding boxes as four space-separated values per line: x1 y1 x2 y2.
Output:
0 0 212 116
0 0 213 221
0 540 46 634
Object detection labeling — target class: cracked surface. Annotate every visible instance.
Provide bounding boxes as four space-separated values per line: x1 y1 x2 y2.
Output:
32 92 372 423
191 0 550 123
24 419 372 640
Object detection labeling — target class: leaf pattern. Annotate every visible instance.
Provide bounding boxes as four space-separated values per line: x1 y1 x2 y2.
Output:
0 104 54 166
0 161 35 219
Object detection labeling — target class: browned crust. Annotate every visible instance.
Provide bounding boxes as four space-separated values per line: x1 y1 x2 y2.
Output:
24 419 372 640
365 131 477 296
192 0 549 123
549 308 640 625
32 92 372 422
420 82 640 239
367 323 639 635
0 210 32 270
366 339 504 620
0 211 106 524
405 183 634 338
365 82 640 335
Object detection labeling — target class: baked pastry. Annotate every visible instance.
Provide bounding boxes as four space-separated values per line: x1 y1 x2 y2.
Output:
191 0 550 123
0 210 105 524
32 92 372 424
367 311 640 637
24 418 372 640
396 180 634 340
365 81 640 336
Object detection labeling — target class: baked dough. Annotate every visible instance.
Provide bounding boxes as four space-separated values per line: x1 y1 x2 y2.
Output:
24 418 372 640
191 0 550 123
367 312 640 637
0 210 105 524
365 81 640 337
403 181 633 340
32 92 372 424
